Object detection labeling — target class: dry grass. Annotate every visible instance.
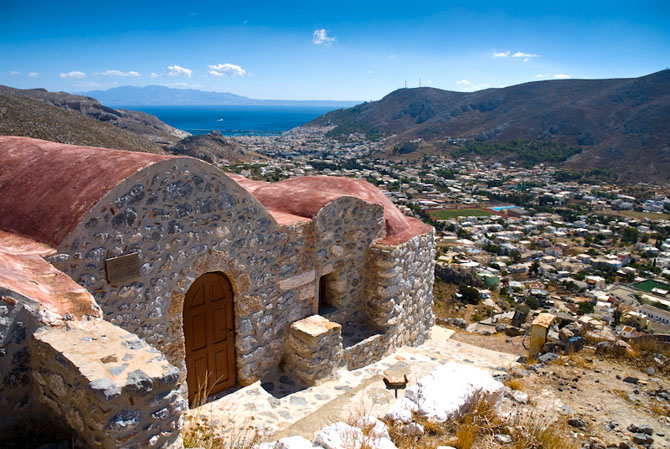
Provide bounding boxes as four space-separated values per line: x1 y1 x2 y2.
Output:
648 401 670 417
388 392 577 449
508 414 578 449
630 338 670 358
454 422 477 449
589 337 670 376
564 351 595 369
504 378 525 391
182 374 264 449
183 416 262 449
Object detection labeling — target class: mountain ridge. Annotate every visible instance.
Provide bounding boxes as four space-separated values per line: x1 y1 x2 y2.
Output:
80 85 361 107
307 70 670 183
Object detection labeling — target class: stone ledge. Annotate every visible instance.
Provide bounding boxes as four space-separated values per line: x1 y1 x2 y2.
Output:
289 315 342 343
33 320 176 387
31 320 183 449
279 270 316 291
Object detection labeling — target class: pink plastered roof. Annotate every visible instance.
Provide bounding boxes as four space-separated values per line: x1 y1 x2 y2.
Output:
228 174 432 244
0 136 173 247
0 230 100 318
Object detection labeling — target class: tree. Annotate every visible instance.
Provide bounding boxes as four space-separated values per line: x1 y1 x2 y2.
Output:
578 302 594 315
565 280 578 292
459 285 480 304
529 260 540 276
525 296 541 309
622 226 639 243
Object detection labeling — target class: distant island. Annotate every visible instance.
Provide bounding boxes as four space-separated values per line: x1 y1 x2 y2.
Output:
79 85 361 107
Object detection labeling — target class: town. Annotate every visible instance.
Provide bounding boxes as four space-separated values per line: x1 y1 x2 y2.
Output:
225 126 670 344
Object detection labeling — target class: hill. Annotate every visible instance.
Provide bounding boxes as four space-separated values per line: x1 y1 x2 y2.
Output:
0 86 188 146
170 131 263 165
0 85 265 164
307 70 670 183
0 86 166 154
82 85 360 107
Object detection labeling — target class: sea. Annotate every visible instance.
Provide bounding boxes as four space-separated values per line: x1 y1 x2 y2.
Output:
119 105 342 136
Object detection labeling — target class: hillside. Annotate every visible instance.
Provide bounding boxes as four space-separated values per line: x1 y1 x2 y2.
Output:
307 70 670 183
0 86 188 147
0 86 165 154
0 86 265 165
170 131 263 164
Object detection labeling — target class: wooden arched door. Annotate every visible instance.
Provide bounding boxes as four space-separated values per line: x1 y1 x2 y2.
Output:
184 272 236 404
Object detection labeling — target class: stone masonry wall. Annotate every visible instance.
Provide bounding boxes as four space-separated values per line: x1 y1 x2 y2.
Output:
43 156 433 397
365 229 436 352
313 197 385 326
31 320 183 449
342 333 390 370
0 292 45 432
46 159 334 390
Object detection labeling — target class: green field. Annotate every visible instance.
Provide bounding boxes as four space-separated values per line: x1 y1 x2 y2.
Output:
429 208 492 219
632 279 670 294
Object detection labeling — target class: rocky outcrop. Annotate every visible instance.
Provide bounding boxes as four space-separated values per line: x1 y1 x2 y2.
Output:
169 131 261 164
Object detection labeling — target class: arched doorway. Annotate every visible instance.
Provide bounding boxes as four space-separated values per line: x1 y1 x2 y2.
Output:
184 272 236 404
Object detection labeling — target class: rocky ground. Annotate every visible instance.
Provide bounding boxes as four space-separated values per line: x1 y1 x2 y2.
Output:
451 329 670 449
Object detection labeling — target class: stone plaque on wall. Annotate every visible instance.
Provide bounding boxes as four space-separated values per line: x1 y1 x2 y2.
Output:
105 253 140 284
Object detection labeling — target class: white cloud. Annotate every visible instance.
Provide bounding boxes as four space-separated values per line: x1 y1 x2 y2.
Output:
207 63 246 77
492 51 510 58
388 53 397 59
425 80 433 85
552 73 571 79
536 74 545 79
167 65 192 77
493 50 538 62
101 70 141 77
59 71 86 79
9 71 20 76
312 28 335 46
457 79 490 91
150 72 158 78
28 72 39 77
511 51 538 62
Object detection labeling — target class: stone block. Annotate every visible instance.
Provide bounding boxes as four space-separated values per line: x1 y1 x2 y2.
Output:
285 315 343 385
289 315 341 344
279 270 316 291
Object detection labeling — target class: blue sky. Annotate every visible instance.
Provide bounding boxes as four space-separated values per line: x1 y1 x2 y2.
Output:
1 1 669 100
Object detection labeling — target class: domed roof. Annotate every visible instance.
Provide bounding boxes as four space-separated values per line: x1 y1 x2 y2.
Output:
0 137 173 247
229 175 432 244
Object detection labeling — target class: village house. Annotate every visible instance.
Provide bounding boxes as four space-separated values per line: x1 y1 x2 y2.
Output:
639 304 670 326
0 137 436 448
